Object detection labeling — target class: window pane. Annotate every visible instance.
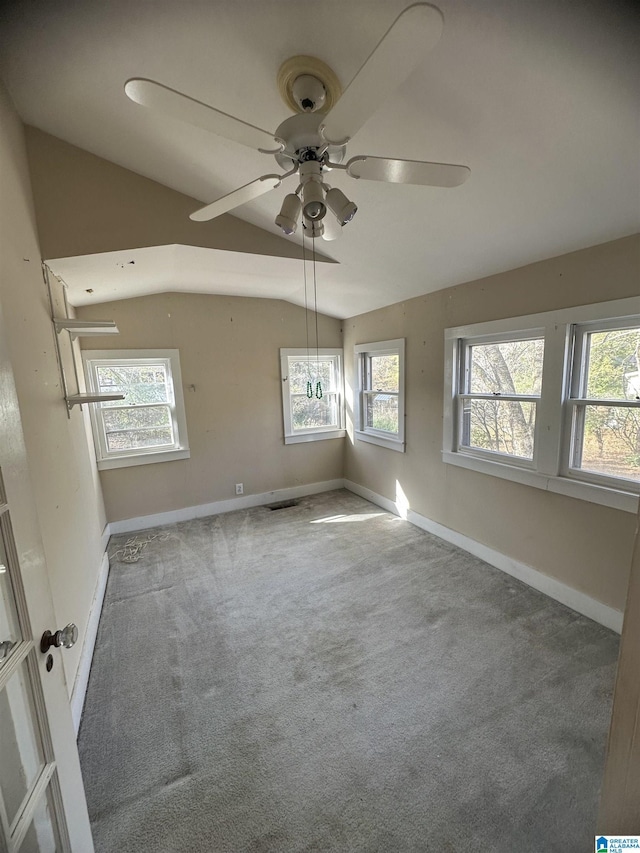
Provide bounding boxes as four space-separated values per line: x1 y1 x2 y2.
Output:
96 364 170 406
365 393 399 433
0 522 22 665
369 354 399 393
102 406 172 433
104 405 174 452
18 785 60 853
469 339 544 395
0 658 46 826
574 404 640 482
291 394 338 430
461 399 536 459
288 358 334 395
106 427 174 452
584 328 640 400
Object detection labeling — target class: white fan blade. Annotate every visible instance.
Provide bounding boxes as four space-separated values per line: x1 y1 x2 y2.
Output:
189 175 283 222
347 155 470 187
321 4 444 145
125 78 279 152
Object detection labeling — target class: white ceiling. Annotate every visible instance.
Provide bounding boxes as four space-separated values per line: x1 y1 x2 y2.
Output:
1 0 638 319
48 245 361 314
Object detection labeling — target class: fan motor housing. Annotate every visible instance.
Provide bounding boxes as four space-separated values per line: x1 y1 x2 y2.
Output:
274 113 346 170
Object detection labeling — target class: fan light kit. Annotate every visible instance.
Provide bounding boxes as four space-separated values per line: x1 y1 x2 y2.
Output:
124 3 470 242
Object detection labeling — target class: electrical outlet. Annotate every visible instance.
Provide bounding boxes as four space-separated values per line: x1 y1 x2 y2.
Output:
235 483 244 495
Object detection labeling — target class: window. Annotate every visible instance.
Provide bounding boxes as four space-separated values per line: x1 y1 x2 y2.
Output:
82 350 190 469
443 297 640 513
567 321 640 487
458 334 544 463
280 348 345 444
354 339 405 451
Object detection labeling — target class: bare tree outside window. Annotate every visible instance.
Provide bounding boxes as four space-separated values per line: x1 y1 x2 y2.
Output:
461 338 544 460
95 364 175 451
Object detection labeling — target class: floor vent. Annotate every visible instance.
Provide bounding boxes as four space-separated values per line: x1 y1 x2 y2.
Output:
267 499 299 511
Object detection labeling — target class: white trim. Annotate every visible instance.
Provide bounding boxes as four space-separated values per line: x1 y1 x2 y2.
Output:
280 348 345 443
343 479 624 634
354 430 405 452
97 448 190 470
109 479 346 534
70 551 110 735
443 297 640 510
284 429 346 445
343 480 399 515
82 348 190 469
445 295 640 341
100 522 110 554
562 319 640 493
442 450 639 514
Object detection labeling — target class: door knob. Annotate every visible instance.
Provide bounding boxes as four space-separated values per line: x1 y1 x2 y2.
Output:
40 623 78 653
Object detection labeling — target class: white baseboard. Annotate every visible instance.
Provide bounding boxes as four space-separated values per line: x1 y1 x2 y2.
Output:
344 479 624 634
100 522 110 554
70 551 110 735
108 478 346 535
105 475 623 633
344 480 399 516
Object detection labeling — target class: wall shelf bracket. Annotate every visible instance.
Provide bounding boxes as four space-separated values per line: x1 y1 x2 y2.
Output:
44 265 124 416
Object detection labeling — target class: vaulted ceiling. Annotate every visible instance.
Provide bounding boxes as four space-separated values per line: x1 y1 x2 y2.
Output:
1 0 638 318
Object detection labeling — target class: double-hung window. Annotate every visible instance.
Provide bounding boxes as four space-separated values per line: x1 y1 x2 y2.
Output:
354 339 405 451
280 348 345 444
444 297 640 513
83 349 190 469
457 333 544 464
566 320 640 488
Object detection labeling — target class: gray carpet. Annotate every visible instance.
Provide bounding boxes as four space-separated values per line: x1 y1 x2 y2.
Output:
78 489 619 852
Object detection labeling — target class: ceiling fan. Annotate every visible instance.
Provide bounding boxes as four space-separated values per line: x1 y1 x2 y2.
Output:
125 3 469 241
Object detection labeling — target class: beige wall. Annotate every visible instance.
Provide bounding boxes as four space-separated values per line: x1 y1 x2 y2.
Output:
24 127 333 266
77 292 343 522
0 82 108 694
344 235 640 612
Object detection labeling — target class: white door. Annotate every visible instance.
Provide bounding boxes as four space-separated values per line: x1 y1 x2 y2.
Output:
0 317 94 851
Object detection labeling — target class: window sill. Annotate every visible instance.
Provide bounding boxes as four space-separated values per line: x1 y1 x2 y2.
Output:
97 448 191 470
355 430 405 453
284 429 346 445
442 450 639 514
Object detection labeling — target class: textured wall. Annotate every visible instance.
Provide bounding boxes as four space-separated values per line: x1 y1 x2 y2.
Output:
343 235 640 611
77 292 344 522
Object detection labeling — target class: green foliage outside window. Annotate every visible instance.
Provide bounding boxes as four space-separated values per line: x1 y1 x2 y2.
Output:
580 328 640 479
365 353 399 433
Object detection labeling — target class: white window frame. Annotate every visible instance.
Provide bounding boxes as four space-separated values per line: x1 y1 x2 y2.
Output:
82 349 190 470
564 317 640 491
280 348 345 445
454 330 544 468
443 296 640 514
354 339 405 452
